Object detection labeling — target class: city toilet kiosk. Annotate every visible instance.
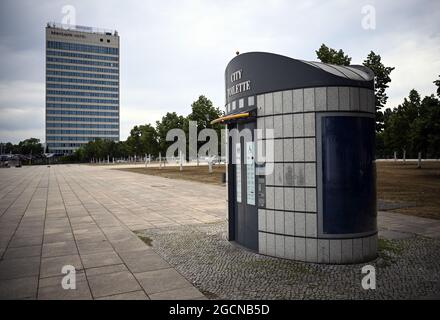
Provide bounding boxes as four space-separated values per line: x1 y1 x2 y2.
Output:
213 52 377 264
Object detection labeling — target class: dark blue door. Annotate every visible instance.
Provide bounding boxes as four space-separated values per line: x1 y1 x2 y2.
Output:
229 121 258 250
321 115 377 235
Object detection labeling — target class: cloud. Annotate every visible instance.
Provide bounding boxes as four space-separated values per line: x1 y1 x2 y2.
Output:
0 80 45 142
382 33 440 108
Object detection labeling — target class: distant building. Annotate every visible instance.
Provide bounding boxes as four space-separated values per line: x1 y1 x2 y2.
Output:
45 23 120 154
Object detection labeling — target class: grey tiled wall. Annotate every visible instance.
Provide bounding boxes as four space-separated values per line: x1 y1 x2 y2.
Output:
255 86 376 264
256 87 375 116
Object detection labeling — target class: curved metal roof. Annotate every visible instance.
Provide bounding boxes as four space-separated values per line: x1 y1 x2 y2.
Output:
300 60 373 81
225 52 374 104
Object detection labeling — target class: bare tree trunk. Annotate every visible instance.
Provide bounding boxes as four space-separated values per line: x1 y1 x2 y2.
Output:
417 152 422 169
208 159 213 173
403 149 406 164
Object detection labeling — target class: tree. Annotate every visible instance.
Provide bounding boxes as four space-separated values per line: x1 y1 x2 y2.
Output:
84 139 132 161
188 95 222 130
363 51 395 132
315 44 351 66
140 124 159 157
126 124 159 157
17 138 44 156
156 112 187 156
113 141 129 158
383 90 421 158
434 75 440 98
418 95 440 158
383 107 409 157
126 125 142 156
188 95 223 156
381 87 440 159
77 139 119 161
375 107 396 157
1 142 15 154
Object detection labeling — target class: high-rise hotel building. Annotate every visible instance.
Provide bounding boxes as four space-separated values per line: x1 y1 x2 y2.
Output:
45 23 120 154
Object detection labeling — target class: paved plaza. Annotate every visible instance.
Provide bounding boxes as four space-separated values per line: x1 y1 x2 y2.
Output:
0 164 439 300
0 164 224 300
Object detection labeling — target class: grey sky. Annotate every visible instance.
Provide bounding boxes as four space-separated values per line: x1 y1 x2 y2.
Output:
0 0 439 143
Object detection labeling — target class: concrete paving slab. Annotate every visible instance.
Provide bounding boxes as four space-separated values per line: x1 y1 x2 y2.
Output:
87 270 142 298
42 241 78 258
76 239 114 255
119 250 170 273
112 238 149 253
74 231 107 242
85 264 128 277
38 271 87 288
96 290 149 300
40 254 83 278
0 276 38 300
3 245 41 259
135 268 193 295
81 251 123 269
9 236 43 248
43 232 75 244
149 286 206 300
44 227 72 236
0 256 40 280
38 280 92 300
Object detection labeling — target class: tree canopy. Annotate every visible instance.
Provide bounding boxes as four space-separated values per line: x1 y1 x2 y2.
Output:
363 51 395 131
379 90 440 158
0 138 43 156
434 75 440 97
315 44 351 66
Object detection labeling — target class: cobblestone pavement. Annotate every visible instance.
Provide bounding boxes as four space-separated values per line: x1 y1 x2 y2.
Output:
138 222 440 300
